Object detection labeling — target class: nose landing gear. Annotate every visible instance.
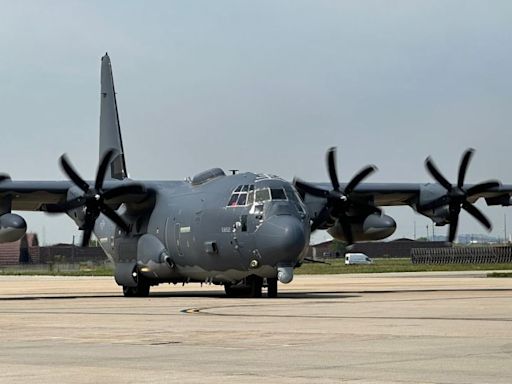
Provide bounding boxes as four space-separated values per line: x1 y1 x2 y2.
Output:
224 276 278 298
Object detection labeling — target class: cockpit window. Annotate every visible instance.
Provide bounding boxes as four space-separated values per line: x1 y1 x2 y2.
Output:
228 194 239 206
237 193 247 205
227 185 254 207
270 188 287 200
255 188 270 202
247 191 254 205
284 185 306 213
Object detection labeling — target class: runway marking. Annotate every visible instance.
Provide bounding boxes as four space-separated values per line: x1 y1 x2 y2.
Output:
180 306 512 322
182 308 201 314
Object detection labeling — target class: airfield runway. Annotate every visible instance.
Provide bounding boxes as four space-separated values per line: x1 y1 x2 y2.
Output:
0 272 511 384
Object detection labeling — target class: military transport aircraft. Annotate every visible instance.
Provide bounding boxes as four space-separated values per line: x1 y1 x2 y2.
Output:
0 54 510 298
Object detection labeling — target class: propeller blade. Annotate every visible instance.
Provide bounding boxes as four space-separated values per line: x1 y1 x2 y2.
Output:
457 148 474 188
340 216 354 245
99 203 130 232
425 157 452 191
81 227 92 247
60 155 90 193
462 201 492 230
466 181 500 197
345 165 377 195
311 206 332 231
102 184 147 201
294 179 330 198
80 212 96 247
448 207 460 243
95 149 115 191
327 147 340 191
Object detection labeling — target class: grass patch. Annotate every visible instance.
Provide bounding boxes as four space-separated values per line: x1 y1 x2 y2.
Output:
1 259 512 276
487 272 512 278
296 258 512 275
0 264 114 276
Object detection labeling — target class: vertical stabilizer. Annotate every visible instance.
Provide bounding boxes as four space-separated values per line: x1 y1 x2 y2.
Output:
99 53 128 180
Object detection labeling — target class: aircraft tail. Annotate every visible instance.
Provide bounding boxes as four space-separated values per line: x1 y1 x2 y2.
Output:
99 53 128 180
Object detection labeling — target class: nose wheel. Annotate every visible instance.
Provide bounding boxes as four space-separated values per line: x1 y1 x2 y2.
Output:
224 276 278 298
266 278 278 298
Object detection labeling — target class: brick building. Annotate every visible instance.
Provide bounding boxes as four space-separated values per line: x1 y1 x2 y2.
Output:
0 233 40 265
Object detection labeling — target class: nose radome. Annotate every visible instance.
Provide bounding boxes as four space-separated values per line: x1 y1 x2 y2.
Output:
255 215 307 264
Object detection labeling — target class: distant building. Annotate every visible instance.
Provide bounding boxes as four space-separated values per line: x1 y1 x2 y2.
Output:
349 238 451 258
38 244 106 264
307 238 451 259
0 233 40 265
457 233 502 244
0 234 107 266
306 240 341 260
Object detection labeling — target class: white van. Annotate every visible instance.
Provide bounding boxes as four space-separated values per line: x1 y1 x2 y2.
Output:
345 253 373 265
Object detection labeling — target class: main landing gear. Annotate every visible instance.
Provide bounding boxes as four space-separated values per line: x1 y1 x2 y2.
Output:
122 275 150 297
224 276 278 298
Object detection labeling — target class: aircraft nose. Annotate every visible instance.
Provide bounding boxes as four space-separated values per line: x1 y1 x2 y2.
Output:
255 215 307 265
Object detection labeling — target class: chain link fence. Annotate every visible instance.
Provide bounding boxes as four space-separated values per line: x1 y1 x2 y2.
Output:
411 246 512 264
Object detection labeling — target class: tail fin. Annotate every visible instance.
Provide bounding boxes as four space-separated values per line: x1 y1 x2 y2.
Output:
99 53 128 180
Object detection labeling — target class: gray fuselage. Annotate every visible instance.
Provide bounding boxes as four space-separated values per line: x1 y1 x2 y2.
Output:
93 172 310 285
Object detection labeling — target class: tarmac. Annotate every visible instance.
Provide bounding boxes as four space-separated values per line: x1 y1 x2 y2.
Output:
0 272 511 383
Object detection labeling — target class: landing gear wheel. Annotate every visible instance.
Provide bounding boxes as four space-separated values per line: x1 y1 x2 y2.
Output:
267 278 278 298
224 283 237 298
224 276 263 298
246 275 263 298
122 278 150 297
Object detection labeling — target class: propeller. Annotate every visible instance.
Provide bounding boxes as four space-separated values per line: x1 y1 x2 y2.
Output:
294 147 379 244
422 148 500 243
59 149 145 247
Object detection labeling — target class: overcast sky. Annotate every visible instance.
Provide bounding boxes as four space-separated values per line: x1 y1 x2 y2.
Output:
1 1 512 244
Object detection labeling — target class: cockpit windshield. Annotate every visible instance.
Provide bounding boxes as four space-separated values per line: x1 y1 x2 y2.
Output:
227 184 254 207
227 183 305 216
227 185 290 207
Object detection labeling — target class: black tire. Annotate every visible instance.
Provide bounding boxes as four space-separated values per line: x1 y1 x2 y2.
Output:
224 283 237 297
246 275 263 298
267 278 278 298
123 286 136 297
122 279 150 297
224 276 263 298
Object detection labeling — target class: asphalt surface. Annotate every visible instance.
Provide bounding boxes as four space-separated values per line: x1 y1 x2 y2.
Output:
0 272 511 383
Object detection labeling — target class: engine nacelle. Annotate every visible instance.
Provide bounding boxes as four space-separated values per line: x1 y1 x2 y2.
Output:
327 213 396 242
417 206 450 226
0 213 27 243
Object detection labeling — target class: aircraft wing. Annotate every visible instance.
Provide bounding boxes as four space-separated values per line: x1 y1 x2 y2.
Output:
306 182 512 207
0 179 152 212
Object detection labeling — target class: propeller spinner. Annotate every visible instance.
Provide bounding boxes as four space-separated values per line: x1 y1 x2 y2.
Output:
294 147 379 244
422 148 500 243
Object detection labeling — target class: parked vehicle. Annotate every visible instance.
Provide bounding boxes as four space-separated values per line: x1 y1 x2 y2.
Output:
345 253 373 265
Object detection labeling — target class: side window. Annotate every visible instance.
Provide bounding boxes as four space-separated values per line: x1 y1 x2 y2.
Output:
284 185 306 213
270 188 287 200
